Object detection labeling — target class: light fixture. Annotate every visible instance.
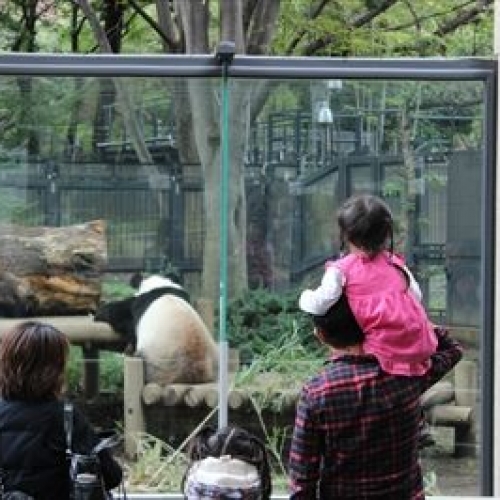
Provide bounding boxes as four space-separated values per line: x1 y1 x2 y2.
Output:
327 79 343 91
317 100 333 124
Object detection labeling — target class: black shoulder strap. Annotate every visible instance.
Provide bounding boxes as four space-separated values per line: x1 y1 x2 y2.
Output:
63 402 74 456
0 415 4 498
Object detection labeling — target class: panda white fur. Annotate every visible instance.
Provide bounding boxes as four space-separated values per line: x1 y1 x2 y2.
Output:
134 275 219 385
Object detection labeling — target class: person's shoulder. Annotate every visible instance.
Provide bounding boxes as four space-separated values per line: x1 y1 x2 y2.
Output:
302 357 375 393
0 398 61 415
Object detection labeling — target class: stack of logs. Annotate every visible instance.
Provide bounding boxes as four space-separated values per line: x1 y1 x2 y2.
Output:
142 382 252 410
124 356 477 459
421 359 477 457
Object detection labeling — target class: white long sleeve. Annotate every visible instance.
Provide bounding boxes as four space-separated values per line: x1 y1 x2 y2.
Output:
299 266 345 315
403 265 423 302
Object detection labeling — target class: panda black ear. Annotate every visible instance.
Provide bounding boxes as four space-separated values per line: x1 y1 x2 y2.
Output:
130 272 143 289
164 271 182 286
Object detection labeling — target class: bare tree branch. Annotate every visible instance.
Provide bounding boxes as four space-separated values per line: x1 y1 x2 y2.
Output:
73 0 155 166
386 0 492 54
246 0 281 55
300 0 399 55
285 0 332 54
126 0 178 50
175 0 209 53
401 0 421 32
220 0 245 52
351 0 399 27
242 0 259 35
155 0 182 52
387 1 477 31
302 34 336 56
435 0 493 37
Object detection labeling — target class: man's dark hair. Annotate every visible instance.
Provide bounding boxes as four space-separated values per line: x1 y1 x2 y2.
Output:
312 294 364 348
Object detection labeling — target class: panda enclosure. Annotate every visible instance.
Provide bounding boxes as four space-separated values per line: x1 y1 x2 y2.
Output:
0 116 482 463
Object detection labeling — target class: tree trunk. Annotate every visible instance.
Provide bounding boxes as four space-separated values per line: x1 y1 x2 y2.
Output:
92 0 123 153
76 0 154 165
0 220 107 316
187 78 249 300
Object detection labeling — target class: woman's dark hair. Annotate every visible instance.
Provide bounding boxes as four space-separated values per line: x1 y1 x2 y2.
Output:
0 321 69 400
182 425 272 499
312 294 365 348
337 193 394 257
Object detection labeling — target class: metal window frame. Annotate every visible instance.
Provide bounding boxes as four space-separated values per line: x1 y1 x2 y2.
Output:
0 53 495 495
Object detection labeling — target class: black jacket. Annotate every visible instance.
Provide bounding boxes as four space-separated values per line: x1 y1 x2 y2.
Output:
0 398 122 500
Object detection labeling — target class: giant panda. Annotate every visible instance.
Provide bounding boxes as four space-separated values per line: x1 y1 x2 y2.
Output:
95 274 218 385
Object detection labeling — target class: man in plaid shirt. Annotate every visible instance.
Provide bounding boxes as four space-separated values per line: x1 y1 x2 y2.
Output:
289 294 463 499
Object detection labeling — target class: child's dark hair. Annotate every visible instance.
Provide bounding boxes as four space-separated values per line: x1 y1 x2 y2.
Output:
337 193 393 257
312 294 365 348
182 425 272 499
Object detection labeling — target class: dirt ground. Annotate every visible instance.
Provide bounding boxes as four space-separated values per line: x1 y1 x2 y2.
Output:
420 427 480 496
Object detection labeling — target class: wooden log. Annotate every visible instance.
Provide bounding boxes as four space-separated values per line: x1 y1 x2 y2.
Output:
421 381 455 409
228 389 247 409
454 360 478 407
184 383 217 407
124 356 145 459
0 220 107 316
162 384 191 406
142 382 163 405
455 423 477 458
447 326 478 347
428 404 473 427
204 386 220 408
0 316 122 347
453 360 478 458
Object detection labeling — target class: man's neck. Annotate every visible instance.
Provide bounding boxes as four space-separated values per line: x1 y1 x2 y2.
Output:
330 344 363 356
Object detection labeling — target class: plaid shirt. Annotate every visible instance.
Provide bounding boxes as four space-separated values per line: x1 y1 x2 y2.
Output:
288 327 463 499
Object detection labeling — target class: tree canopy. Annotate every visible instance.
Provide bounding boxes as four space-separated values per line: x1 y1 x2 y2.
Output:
0 1 493 57
0 0 493 300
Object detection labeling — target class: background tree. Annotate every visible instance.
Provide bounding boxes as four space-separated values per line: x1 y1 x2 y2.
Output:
0 0 493 302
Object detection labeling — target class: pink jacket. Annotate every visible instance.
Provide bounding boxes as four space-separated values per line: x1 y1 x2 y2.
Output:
328 251 437 375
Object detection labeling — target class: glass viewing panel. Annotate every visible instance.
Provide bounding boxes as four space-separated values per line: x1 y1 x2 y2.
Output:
0 69 487 497
231 77 485 497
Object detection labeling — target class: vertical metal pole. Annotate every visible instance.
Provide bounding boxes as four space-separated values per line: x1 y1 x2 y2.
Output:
218 58 230 429
480 70 496 497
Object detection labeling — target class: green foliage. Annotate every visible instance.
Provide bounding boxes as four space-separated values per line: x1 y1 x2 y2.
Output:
100 352 125 392
66 347 124 394
225 287 325 363
273 0 493 58
101 276 135 302
234 325 324 412
125 432 189 492
66 346 83 393
0 190 43 225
